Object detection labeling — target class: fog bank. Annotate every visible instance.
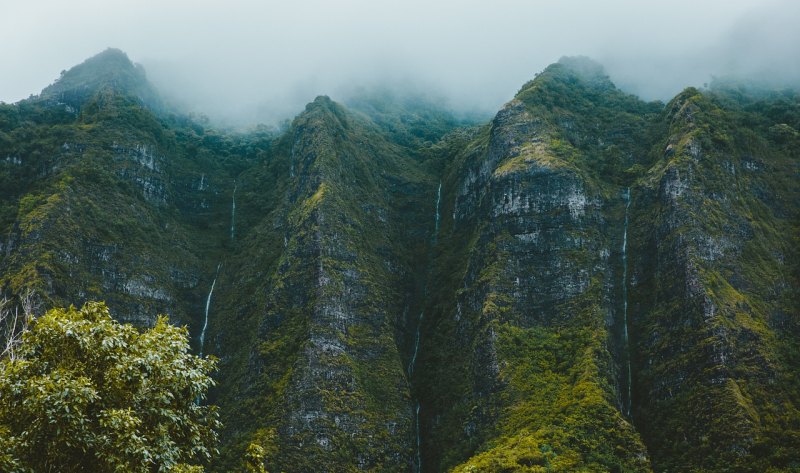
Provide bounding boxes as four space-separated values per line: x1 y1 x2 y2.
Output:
1 0 798 125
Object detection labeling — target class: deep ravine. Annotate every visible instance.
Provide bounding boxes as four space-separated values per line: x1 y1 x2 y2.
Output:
409 180 444 473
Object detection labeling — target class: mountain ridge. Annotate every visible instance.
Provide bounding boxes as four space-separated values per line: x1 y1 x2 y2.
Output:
1 50 798 472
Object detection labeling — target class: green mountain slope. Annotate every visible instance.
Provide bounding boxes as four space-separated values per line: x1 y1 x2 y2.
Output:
207 96 439 471
629 86 800 471
0 49 258 328
417 58 656 472
1 51 798 472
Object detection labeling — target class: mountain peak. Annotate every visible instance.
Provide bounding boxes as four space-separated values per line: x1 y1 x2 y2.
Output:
557 55 603 72
513 56 620 107
303 95 336 112
557 55 609 80
81 47 134 67
540 56 614 90
312 95 333 105
40 48 160 109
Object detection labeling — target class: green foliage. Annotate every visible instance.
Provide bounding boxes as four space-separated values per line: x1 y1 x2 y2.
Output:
243 443 269 473
41 48 162 112
345 87 482 150
447 319 650 472
0 302 220 472
513 56 662 190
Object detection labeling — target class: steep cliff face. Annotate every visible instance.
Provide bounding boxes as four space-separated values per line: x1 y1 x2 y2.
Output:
206 97 442 471
1 51 798 472
629 87 800 471
0 49 253 330
416 58 656 472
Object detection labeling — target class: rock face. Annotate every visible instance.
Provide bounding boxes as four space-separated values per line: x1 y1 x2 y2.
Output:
208 97 423 471
1 52 798 472
629 88 800 472
419 60 657 472
0 49 281 333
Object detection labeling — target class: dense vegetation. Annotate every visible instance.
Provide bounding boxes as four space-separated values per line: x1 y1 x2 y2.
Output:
0 49 798 472
0 301 218 472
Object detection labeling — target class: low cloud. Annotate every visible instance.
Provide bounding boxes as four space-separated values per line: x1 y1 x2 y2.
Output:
1 0 797 125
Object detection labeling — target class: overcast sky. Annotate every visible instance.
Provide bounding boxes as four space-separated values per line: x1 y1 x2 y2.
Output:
1 0 799 125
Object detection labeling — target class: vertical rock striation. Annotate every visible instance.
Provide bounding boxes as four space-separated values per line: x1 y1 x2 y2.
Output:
419 58 655 472
629 87 800 471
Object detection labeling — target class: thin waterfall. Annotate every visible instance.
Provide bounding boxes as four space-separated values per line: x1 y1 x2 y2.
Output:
433 181 442 244
408 312 423 376
409 181 444 472
622 187 632 416
199 263 221 359
290 142 296 178
230 181 237 241
408 306 424 473
414 401 422 472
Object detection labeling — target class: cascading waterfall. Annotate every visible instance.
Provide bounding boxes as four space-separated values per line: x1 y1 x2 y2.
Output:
621 187 632 417
230 181 237 241
409 181 444 473
199 263 221 359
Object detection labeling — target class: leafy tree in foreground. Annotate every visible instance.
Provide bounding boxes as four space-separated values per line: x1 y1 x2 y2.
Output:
243 443 269 473
0 301 219 472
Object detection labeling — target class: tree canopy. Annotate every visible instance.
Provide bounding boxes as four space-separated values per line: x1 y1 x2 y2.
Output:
0 301 219 472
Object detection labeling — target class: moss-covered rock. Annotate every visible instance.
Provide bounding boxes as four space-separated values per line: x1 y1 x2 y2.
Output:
1 51 798 472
